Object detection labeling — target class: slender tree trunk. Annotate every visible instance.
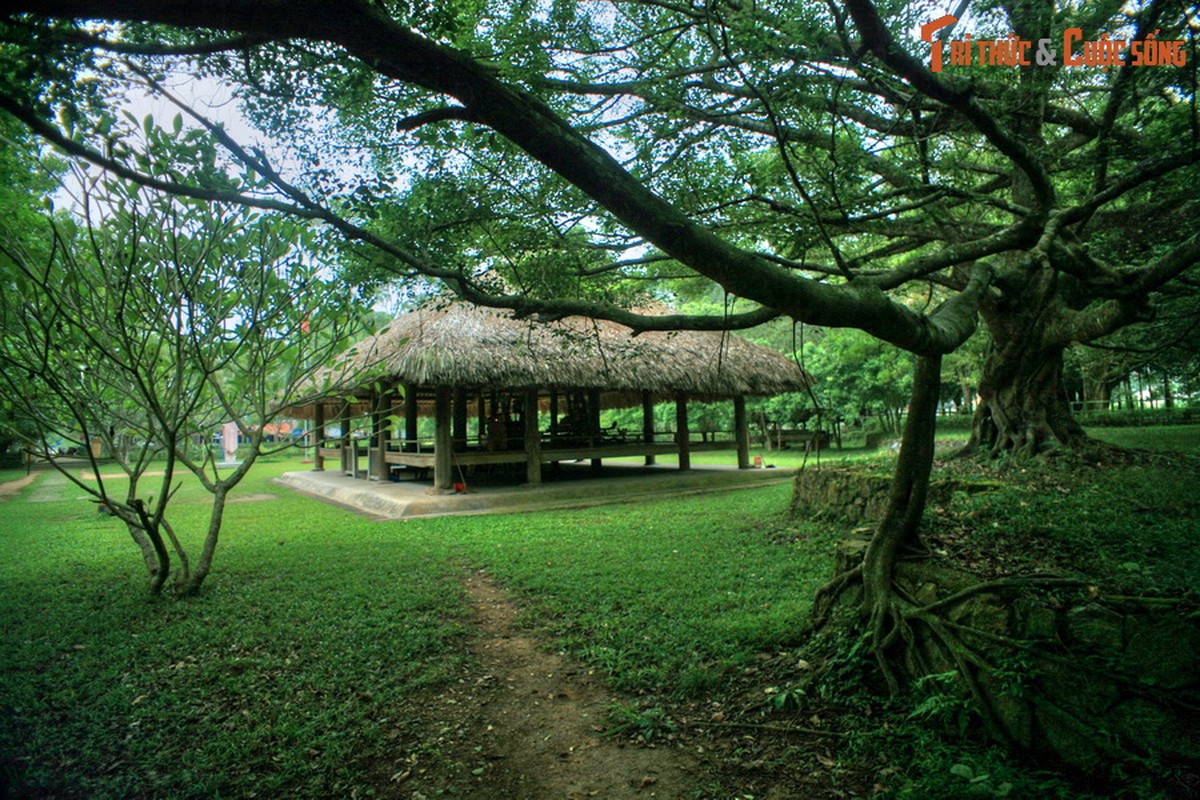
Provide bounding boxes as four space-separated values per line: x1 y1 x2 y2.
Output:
861 354 943 616
177 484 227 596
125 519 168 595
126 498 171 595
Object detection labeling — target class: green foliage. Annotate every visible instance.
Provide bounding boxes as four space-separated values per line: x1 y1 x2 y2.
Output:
802 328 915 429
907 671 975 737
925 431 1200 597
1 0 1198 466
604 702 676 741
871 731 1090 800
764 683 805 711
0 155 371 594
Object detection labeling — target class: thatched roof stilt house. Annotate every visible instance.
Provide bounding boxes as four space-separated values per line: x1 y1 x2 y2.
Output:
289 302 812 491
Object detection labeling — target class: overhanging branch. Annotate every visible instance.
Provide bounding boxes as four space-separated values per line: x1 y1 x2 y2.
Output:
5 0 997 354
6 21 271 56
0 93 323 219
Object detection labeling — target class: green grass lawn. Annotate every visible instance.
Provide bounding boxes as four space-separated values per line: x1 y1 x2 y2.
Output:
433 487 839 696
1086 423 1200 451
2 427 1197 797
0 455 839 797
0 457 470 797
0 468 30 484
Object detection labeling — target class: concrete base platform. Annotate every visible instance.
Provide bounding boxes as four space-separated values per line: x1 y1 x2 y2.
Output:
274 462 794 519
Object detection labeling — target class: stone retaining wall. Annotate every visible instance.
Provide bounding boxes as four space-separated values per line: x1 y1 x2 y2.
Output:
789 467 971 525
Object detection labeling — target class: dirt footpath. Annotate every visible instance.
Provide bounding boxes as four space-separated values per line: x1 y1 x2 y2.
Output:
391 569 703 799
0 473 37 501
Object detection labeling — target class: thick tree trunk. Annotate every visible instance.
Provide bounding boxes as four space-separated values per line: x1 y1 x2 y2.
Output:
1079 349 1117 412
968 327 1086 457
1082 371 1113 411
813 355 944 630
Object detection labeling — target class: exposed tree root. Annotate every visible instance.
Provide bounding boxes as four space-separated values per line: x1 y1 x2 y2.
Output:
812 565 861 625
810 536 1200 784
806 350 1196 781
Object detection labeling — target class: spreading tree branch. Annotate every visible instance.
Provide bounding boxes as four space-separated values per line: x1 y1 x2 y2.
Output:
4 0 991 354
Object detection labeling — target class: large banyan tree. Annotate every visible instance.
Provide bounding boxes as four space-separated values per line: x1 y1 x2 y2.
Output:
2 0 1198 695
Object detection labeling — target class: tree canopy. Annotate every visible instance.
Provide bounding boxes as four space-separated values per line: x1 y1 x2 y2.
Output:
1 0 1198 600
4 0 1197 454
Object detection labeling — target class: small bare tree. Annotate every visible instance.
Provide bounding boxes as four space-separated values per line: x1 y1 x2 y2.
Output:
0 165 366 596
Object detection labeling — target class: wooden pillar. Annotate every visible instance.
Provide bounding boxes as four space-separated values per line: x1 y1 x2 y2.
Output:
524 388 542 485
339 402 352 475
371 389 388 481
453 387 469 451
313 402 325 471
548 390 560 473
676 394 691 471
404 383 419 452
477 391 487 441
387 386 402 465
433 387 453 491
733 395 750 469
588 388 603 474
642 391 656 466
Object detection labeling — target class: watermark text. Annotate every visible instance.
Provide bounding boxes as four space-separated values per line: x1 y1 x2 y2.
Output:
921 16 1188 72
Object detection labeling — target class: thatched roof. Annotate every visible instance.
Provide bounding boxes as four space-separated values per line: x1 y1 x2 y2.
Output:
300 301 811 411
